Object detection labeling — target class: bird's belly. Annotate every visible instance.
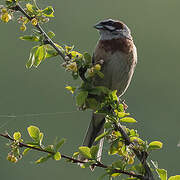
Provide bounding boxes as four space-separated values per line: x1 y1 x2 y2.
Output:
94 53 134 97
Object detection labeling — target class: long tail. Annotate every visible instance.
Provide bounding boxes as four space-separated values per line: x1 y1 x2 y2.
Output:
79 112 105 166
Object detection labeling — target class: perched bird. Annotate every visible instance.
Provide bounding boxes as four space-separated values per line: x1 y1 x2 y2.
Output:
80 19 137 164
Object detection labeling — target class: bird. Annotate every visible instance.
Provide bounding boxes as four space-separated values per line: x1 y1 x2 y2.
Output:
80 19 137 166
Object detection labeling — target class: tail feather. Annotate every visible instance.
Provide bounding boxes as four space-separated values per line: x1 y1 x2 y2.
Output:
78 112 105 169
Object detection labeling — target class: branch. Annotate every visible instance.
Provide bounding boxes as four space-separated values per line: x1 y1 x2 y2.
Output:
0 132 144 179
114 123 154 180
12 3 87 82
14 4 66 60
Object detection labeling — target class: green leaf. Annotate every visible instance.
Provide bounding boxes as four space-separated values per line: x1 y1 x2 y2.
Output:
26 3 34 13
53 152 61 161
47 31 55 39
42 6 54 17
111 173 121 177
39 132 43 145
72 151 79 158
156 169 167 180
168 175 180 180
22 148 31 155
114 110 130 118
83 52 92 65
13 132 21 140
148 141 163 151
90 145 99 159
44 44 58 58
44 145 54 152
35 155 52 164
76 91 88 107
55 138 66 151
19 35 39 42
34 45 47 67
26 46 38 69
96 71 104 78
111 90 118 101
95 131 109 142
79 146 92 159
120 117 137 123
27 125 40 142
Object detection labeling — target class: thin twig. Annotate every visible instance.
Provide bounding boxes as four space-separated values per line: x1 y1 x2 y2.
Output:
12 4 87 81
0 133 144 179
14 4 66 60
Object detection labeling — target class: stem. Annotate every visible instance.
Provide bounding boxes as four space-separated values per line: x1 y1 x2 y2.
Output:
0 132 144 179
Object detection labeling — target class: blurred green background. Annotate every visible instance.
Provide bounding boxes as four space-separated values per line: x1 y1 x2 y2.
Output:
1 0 180 179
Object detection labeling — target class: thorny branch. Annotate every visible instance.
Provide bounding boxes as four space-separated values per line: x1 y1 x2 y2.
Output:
0 133 144 179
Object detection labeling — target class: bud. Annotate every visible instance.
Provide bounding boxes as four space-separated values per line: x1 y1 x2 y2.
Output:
66 62 78 72
1 8 7 13
94 64 101 71
20 24 27 31
1 12 11 23
128 156 134 165
87 67 94 77
31 18 38 26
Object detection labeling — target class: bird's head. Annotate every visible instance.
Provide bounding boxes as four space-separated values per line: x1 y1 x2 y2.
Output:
94 19 132 41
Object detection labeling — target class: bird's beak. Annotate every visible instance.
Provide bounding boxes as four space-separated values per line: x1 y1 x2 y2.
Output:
94 23 104 30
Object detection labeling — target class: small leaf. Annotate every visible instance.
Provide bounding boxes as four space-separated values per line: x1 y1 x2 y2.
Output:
35 155 51 164
34 45 47 67
111 173 121 177
168 175 180 180
19 35 39 42
148 141 163 151
111 90 118 101
90 145 99 159
72 151 79 158
13 132 21 140
95 131 109 142
45 44 58 58
54 152 61 161
65 86 76 94
55 138 66 151
79 146 92 159
22 148 31 155
120 117 137 123
76 91 88 107
42 6 54 17
27 125 40 142
39 132 44 145
114 110 129 118
47 31 55 39
44 145 54 152
96 71 104 78
156 169 167 180
26 3 34 13
26 46 38 69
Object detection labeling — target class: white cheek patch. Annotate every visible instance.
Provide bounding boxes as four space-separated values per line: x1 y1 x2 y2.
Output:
104 25 116 31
